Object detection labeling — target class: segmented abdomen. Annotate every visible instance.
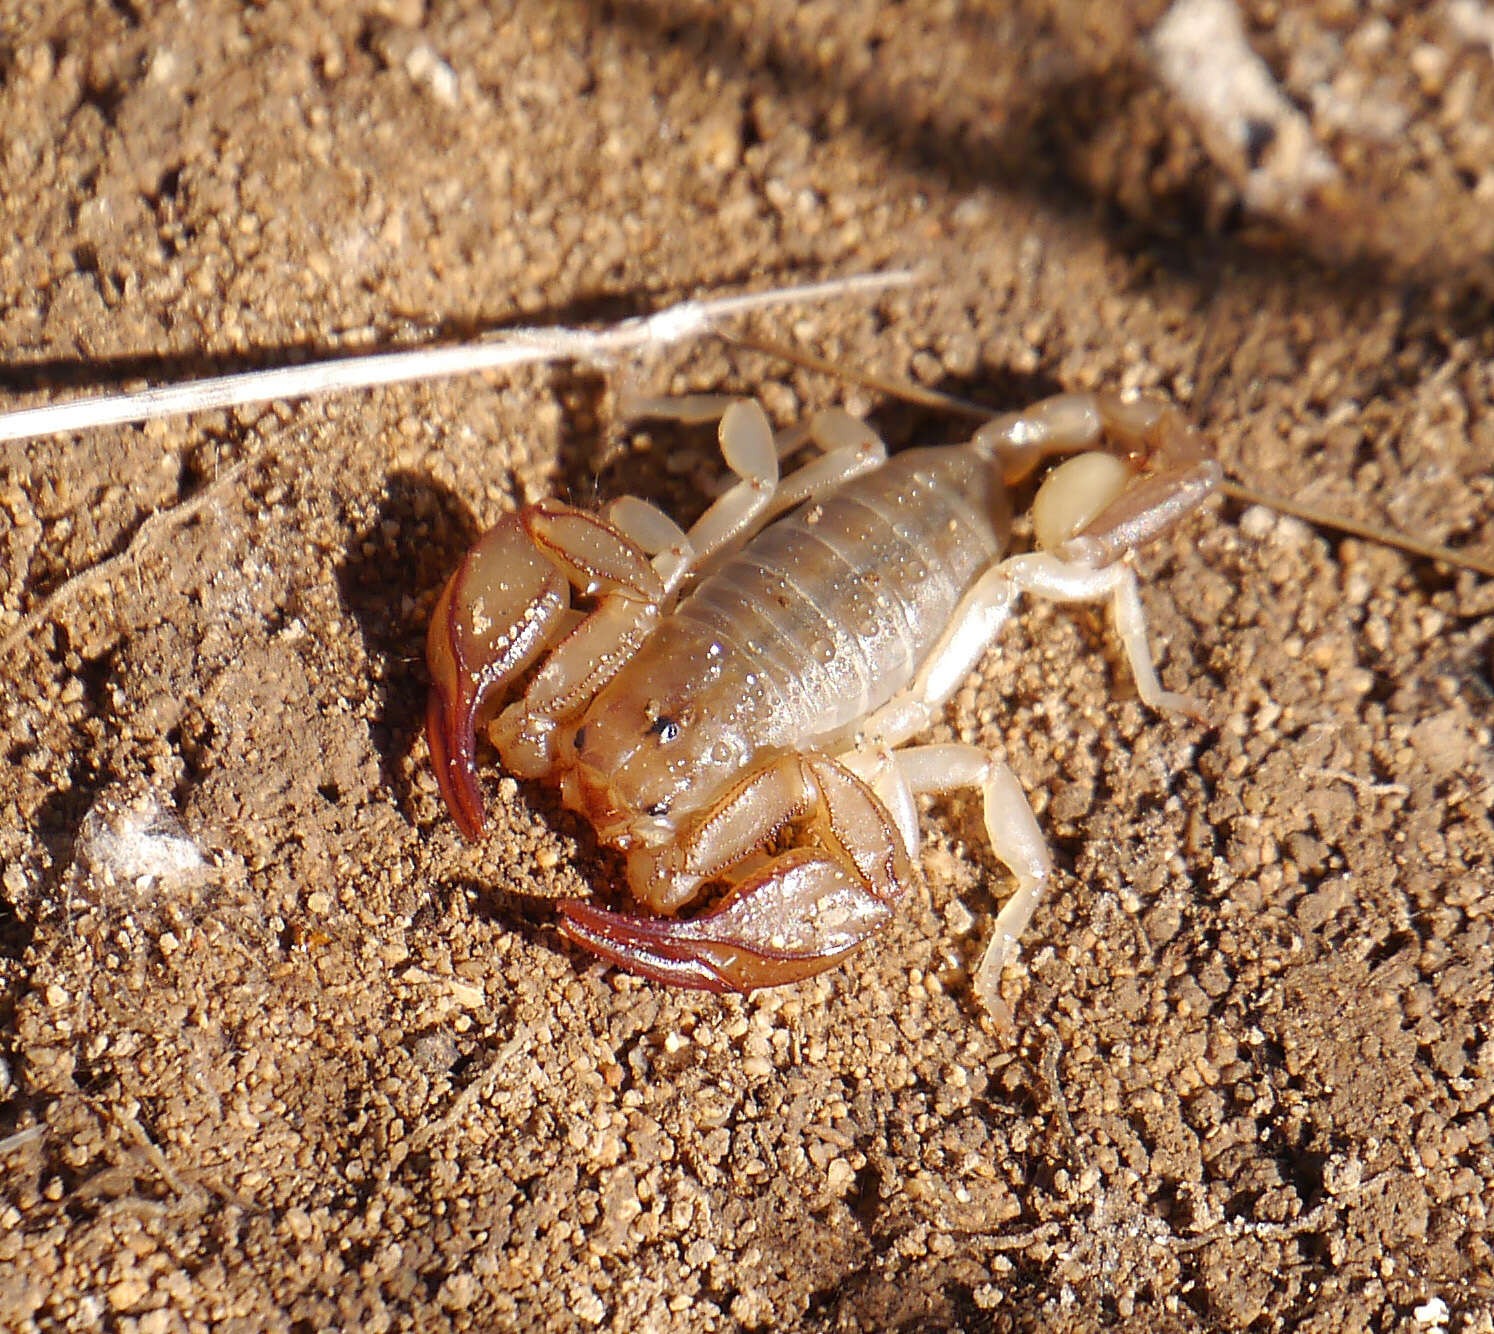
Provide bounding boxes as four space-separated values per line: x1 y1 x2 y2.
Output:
675 445 1011 751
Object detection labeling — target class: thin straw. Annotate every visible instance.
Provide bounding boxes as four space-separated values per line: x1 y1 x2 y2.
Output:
0 270 915 447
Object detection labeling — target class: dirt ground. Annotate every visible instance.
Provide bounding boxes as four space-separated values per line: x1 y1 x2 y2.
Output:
2 2 1492 1330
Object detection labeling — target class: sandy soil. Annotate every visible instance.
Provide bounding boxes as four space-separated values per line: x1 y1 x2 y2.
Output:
2 2 1492 1330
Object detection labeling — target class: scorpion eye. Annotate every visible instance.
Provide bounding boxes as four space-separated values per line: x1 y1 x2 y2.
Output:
646 799 671 818
573 726 587 751
649 716 681 743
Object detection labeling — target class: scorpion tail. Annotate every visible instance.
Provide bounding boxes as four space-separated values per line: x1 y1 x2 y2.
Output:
557 848 897 992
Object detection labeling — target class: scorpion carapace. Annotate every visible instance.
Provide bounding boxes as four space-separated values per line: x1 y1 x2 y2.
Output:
426 392 1220 1009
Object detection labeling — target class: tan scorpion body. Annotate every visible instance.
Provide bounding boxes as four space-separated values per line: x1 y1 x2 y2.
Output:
617 442 1008 771
426 391 1220 1010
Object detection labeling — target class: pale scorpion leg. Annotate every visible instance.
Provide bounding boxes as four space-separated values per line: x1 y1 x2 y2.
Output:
558 752 916 992
838 551 1202 1011
975 389 1221 719
621 399 889 587
759 408 887 523
625 398 887 577
854 392 1219 747
974 389 1213 485
980 391 1219 679
841 391 1222 1005
843 743 1050 1007
624 397 780 571
605 495 693 596
857 552 1208 1011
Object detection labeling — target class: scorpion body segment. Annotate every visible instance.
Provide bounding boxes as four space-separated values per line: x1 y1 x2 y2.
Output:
671 445 1012 749
426 392 1220 1008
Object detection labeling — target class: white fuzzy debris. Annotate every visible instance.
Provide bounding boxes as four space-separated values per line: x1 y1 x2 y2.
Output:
0 270 914 447
76 788 205 890
1413 1297 1450 1331
1150 0 1338 217
403 43 461 106
1238 504 1276 541
1447 0 1494 55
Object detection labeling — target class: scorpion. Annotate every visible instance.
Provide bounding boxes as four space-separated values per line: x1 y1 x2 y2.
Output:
425 388 1220 1009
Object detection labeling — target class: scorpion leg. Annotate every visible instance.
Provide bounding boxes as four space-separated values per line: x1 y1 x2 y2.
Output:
631 398 781 571
976 388 1221 560
844 743 1051 1014
857 564 1022 746
982 391 1221 717
426 500 667 836
759 408 888 523
994 552 1207 717
626 397 889 580
974 389 1211 481
558 752 916 992
844 433 1220 1010
849 392 1218 747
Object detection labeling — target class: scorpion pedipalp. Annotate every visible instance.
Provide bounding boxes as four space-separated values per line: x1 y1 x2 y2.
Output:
426 514 570 839
426 501 668 837
558 848 897 992
559 749 916 991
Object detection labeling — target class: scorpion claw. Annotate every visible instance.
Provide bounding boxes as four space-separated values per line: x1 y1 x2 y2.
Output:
556 901 742 992
426 515 570 841
426 682 486 843
557 849 898 992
